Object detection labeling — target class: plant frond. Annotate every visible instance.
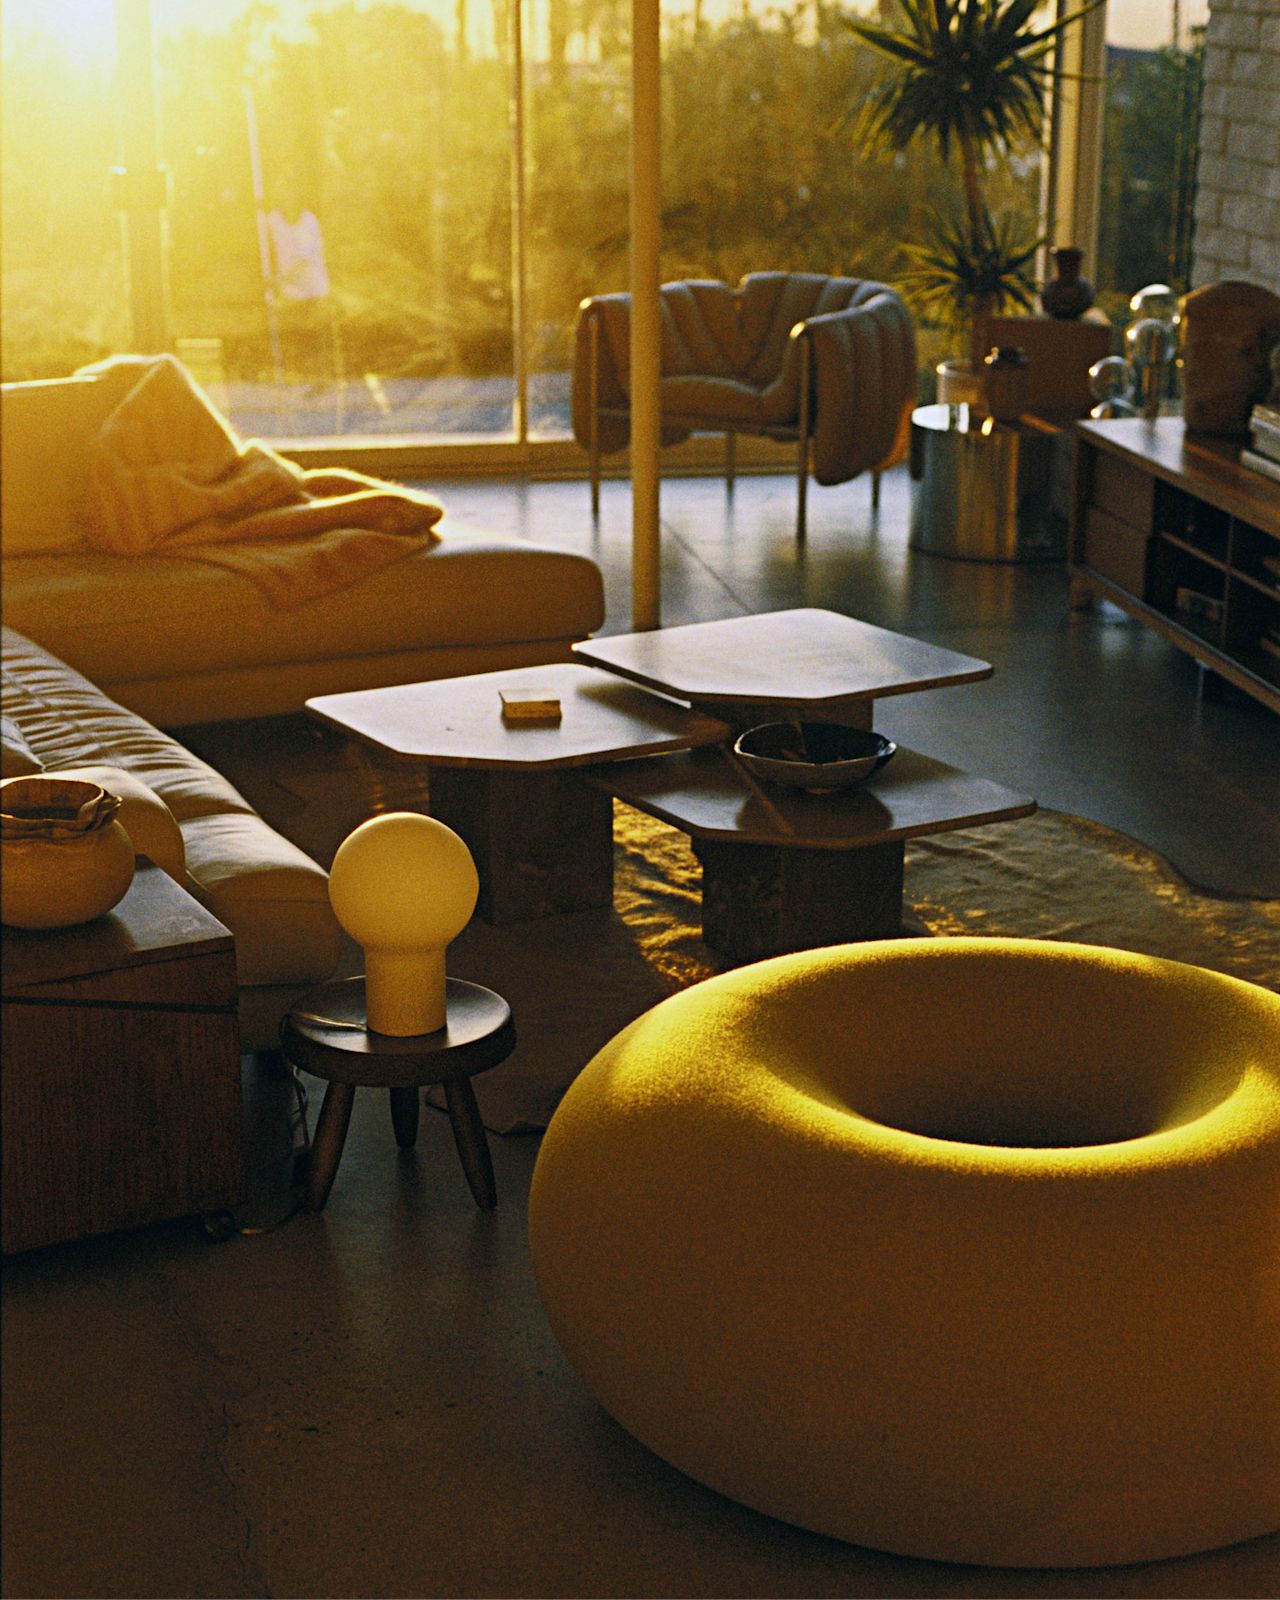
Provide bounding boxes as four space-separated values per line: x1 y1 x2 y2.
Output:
839 21 934 67
899 203 1043 331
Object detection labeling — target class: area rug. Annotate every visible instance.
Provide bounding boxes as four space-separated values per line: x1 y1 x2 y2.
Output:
435 803 1280 1134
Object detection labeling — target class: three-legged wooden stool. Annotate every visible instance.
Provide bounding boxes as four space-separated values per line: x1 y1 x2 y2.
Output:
280 976 515 1213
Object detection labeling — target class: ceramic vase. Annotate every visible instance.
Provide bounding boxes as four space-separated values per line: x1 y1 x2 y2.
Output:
935 359 984 407
0 776 136 929
1041 247 1094 320
983 346 1028 422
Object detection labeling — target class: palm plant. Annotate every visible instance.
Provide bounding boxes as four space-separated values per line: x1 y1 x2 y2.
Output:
844 0 1100 371
901 204 1042 366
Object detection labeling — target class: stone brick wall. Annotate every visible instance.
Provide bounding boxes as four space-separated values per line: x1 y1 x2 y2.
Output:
1192 0 1280 291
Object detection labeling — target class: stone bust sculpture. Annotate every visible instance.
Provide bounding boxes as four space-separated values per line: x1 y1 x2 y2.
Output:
1180 280 1280 435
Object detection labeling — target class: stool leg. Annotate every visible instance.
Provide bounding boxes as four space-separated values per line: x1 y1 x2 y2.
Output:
307 1081 356 1212
389 1085 420 1149
444 1079 497 1210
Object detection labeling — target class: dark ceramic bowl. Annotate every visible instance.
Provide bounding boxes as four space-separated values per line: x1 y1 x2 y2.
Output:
733 722 897 794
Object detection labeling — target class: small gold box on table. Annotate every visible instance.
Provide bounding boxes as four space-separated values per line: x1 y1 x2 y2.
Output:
499 688 562 724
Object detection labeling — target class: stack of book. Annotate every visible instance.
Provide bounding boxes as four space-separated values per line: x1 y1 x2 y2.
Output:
1243 403 1280 484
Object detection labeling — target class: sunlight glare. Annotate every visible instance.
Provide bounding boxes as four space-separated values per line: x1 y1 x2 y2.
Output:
2 0 117 72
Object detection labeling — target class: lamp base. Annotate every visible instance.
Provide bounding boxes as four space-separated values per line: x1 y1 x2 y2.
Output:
364 948 447 1036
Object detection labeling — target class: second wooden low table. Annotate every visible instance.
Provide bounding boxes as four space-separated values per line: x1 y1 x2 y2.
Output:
592 745 1036 964
2 861 244 1253
574 608 993 728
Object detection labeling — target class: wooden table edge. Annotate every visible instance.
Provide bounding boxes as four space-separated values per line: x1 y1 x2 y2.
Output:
589 747 1037 848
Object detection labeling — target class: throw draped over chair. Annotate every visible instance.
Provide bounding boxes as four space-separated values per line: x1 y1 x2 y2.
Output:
571 272 917 539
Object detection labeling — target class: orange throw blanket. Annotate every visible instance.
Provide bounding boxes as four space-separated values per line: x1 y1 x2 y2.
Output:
82 354 444 608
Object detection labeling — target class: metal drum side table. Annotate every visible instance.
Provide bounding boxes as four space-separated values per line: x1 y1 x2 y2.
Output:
281 976 515 1213
909 403 1068 563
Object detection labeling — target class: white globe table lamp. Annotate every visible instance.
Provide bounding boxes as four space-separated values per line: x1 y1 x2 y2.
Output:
328 813 479 1036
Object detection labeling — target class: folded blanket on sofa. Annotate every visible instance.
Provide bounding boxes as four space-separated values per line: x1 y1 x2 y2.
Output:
81 354 444 608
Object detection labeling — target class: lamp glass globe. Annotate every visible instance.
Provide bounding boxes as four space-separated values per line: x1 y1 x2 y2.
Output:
329 812 478 950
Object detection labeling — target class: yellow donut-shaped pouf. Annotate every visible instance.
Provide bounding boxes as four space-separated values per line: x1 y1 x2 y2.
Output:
529 937 1280 1568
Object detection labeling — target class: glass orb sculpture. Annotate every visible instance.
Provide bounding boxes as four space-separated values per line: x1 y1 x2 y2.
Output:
328 812 479 1036
1088 356 1137 418
1128 283 1180 324
1125 317 1178 368
1125 319 1178 418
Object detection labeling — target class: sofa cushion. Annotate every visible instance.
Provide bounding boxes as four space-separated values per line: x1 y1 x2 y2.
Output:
3 626 257 818
1 519 604 696
180 811 341 987
48 763 187 883
0 373 135 557
3 624 341 1012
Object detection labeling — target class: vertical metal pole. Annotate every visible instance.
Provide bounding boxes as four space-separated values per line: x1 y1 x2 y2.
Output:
510 0 529 444
795 327 810 544
114 0 170 352
588 306 602 518
631 0 662 631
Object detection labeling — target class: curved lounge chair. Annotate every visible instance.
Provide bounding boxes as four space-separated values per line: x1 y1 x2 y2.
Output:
571 272 917 540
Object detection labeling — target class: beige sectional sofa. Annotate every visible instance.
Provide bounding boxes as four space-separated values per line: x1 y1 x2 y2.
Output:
3 625 341 1051
1 363 607 1049
1 369 605 726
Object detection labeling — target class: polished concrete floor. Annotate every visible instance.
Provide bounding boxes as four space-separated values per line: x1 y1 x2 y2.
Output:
3 467 1279 1600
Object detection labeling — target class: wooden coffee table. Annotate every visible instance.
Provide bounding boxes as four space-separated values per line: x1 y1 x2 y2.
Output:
574 608 993 728
592 745 1036 964
307 663 730 923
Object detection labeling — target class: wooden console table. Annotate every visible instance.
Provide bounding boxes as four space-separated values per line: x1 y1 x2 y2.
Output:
1 862 245 1252
1070 417 1280 714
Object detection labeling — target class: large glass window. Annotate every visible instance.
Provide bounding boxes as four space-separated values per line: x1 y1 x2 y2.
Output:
1093 0 1208 326
4 0 1124 454
526 0 1051 424
523 0 631 438
153 0 516 443
0 0 129 378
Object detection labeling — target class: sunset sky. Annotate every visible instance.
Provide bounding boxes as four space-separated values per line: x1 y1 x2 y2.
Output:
4 0 1213 63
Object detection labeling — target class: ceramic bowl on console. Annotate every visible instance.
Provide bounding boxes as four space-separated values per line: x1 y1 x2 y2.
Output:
733 722 896 794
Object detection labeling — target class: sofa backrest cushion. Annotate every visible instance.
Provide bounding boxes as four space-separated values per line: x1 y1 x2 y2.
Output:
0 370 139 557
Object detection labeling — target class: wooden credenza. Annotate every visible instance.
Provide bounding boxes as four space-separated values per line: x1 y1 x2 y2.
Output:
1070 416 1280 714
2 861 245 1253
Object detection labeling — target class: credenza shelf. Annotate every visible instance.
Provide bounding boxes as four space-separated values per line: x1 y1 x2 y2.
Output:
1070 417 1280 713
